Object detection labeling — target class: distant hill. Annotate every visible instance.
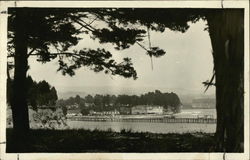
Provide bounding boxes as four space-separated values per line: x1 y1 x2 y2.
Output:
179 94 215 109
192 98 216 109
58 91 87 99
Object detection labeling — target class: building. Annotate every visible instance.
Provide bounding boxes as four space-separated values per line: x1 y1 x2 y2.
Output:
103 110 120 115
66 109 82 117
119 106 131 115
192 98 216 108
131 105 147 114
89 110 102 116
89 110 120 116
146 106 164 114
131 105 164 114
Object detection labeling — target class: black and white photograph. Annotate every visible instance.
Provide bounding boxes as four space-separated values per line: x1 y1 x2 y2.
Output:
0 1 249 160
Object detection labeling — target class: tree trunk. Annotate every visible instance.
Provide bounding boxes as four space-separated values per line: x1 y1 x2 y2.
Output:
11 8 30 150
207 9 244 152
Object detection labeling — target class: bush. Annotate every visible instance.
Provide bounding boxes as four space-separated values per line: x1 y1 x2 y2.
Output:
32 108 68 129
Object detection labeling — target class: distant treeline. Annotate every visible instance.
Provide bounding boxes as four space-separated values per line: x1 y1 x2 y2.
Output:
57 90 182 114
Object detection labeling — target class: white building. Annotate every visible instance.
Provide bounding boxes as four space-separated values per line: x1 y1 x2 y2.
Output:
66 109 82 117
146 106 164 114
131 105 147 114
131 105 164 114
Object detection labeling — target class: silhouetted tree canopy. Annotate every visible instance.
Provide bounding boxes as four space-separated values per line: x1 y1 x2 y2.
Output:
7 8 210 79
57 90 181 113
8 8 171 79
7 76 58 110
7 8 206 78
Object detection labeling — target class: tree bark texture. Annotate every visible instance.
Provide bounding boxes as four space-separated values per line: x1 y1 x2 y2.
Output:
11 8 30 146
207 9 244 152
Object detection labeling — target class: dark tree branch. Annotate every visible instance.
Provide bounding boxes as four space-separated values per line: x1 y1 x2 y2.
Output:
89 16 98 25
75 17 97 32
29 52 75 56
92 12 112 26
136 41 149 52
203 72 216 92
72 18 96 32
27 48 36 57
7 54 14 58
78 18 96 30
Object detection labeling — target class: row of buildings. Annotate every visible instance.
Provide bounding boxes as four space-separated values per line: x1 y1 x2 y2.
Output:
65 98 215 117
130 105 164 114
66 105 169 117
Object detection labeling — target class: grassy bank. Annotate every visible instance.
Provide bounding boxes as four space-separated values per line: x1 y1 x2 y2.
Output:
6 128 215 152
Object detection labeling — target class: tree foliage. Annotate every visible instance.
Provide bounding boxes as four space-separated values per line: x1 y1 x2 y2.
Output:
8 8 198 78
8 8 163 79
7 76 58 110
116 90 181 113
57 90 181 113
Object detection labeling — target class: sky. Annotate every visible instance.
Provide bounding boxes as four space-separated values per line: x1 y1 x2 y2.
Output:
27 19 215 97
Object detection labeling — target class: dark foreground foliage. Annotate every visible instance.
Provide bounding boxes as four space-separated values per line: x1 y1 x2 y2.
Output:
6 128 215 153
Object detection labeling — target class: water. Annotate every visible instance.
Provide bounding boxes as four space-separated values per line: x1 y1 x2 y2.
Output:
175 108 216 118
67 120 216 133
67 108 216 133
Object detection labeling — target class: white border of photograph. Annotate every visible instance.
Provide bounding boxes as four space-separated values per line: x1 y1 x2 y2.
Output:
0 1 249 160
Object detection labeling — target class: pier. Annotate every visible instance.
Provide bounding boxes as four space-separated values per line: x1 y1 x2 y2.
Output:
68 116 217 124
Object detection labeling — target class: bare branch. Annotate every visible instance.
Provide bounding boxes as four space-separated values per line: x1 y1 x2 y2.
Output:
29 52 77 57
89 16 98 25
136 41 149 52
203 72 216 92
77 18 97 31
75 16 98 32
72 18 95 32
